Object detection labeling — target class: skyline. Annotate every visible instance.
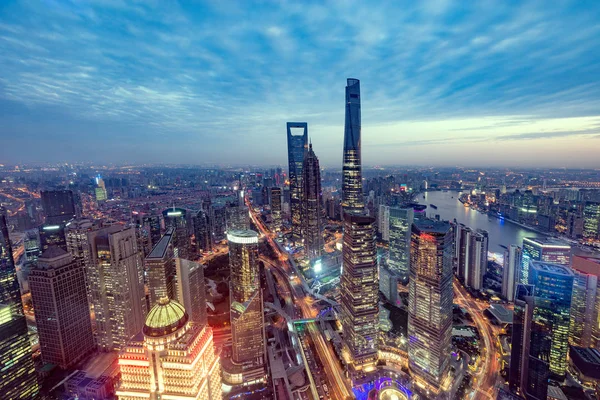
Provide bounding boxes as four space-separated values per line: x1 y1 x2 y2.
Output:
1 1 600 167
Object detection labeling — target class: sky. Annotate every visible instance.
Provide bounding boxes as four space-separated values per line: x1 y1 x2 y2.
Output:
1 0 599 168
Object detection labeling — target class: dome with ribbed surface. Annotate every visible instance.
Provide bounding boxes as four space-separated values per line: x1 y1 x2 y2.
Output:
143 297 189 337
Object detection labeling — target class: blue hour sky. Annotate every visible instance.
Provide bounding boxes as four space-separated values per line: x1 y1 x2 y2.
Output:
1 0 599 167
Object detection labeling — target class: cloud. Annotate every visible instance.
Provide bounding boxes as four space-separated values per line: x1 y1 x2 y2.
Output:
0 1 599 167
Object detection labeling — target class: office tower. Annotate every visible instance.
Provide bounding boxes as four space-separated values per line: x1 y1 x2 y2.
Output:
162 207 190 259
569 256 600 348
193 210 212 253
509 284 535 396
146 228 176 306
455 223 471 281
222 230 266 385
388 206 414 284
270 187 282 232
39 222 67 252
95 175 107 202
379 263 399 305
286 122 308 240
583 202 600 240
24 229 41 263
528 260 574 378
339 213 378 371
176 258 207 327
29 247 94 368
408 218 453 395
341 78 364 215
41 189 77 225
520 237 571 284
116 298 222 400
0 209 39 399
88 225 147 351
502 245 522 301
226 204 249 231
211 205 227 242
378 205 390 241
466 229 488 291
142 215 161 248
301 143 323 262
65 219 95 267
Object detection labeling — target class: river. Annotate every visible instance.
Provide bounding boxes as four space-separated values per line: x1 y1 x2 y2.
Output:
419 191 542 254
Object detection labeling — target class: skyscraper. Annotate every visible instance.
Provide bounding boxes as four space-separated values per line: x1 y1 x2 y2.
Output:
341 78 364 215
378 205 390 241
286 122 308 240
520 237 571 284
226 204 249 232
408 218 453 395
88 225 147 351
466 229 488 291
41 189 77 225
162 207 190 259
339 213 378 371
569 255 600 348
116 298 222 400
222 229 266 385
528 260 574 378
583 202 600 240
301 142 323 263
142 215 161 249
39 222 67 252
29 247 94 368
455 223 471 282
0 209 39 399
146 228 176 306
388 206 414 284
175 258 207 327
270 187 282 232
193 209 212 253
509 283 536 396
502 245 522 301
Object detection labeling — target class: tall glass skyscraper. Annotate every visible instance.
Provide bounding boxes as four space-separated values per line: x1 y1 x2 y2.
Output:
502 245 522 301
41 189 77 225
583 202 600 240
569 255 600 348
301 143 323 263
520 237 571 284
387 206 414 284
0 209 39 398
408 218 453 395
339 213 378 371
341 78 364 215
286 122 308 240
223 230 266 385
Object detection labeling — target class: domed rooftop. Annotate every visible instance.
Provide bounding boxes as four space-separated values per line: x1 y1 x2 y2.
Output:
143 297 189 337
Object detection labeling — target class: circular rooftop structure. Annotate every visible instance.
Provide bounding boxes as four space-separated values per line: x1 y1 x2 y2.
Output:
227 229 259 244
143 297 189 337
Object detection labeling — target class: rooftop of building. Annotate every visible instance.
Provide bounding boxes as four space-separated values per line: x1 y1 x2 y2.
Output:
529 260 574 276
487 304 514 324
572 255 600 276
570 346 600 365
546 386 568 400
143 297 188 338
413 217 451 234
146 227 174 259
227 229 259 244
523 236 571 248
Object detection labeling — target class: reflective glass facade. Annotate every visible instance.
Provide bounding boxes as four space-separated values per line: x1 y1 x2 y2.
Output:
569 256 600 348
388 207 413 284
342 78 364 215
301 143 323 262
520 237 571 284
286 122 308 239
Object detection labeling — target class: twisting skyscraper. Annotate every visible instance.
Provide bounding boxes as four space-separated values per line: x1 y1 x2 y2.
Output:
0 208 39 398
302 142 323 263
341 78 364 215
286 122 308 240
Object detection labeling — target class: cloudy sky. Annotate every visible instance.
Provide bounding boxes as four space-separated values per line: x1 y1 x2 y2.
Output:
1 0 599 167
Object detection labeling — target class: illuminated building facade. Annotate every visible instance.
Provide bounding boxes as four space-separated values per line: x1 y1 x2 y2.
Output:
39 222 67 252
340 212 379 371
89 225 147 351
162 207 190 259
0 209 39 399
95 175 107 202
520 237 571 284
301 143 323 262
116 298 222 400
408 218 453 395
146 228 176 306
583 202 600 240
176 258 207 327
388 206 414 284
466 229 488 291
286 122 308 240
341 78 364 215
223 230 266 385
528 261 574 378
41 189 77 225
226 205 249 232
502 245 522 301
29 247 94 368
193 210 212 253
569 256 600 348
378 205 390 241
270 187 282 232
